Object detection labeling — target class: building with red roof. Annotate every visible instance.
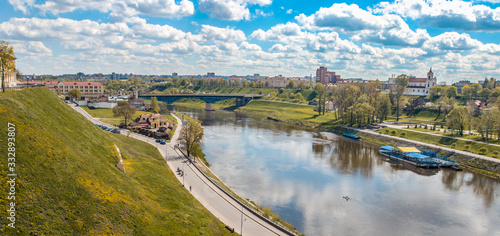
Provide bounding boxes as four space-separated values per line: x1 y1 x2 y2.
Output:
24 80 103 96
388 68 437 96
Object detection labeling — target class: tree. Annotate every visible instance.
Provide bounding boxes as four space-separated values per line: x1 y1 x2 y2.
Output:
487 78 496 89
297 81 306 90
446 106 470 136
181 119 204 162
490 87 500 98
406 97 425 117
68 88 82 100
479 88 491 101
440 96 456 121
314 83 325 115
461 84 480 100
0 41 16 92
294 92 305 103
445 86 458 98
150 97 160 113
477 107 500 140
429 85 443 100
286 80 295 89
376 94 392 123
394 74 409 121
113 101 136 127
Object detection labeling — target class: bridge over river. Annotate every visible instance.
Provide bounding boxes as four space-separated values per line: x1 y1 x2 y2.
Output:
139 93 264 111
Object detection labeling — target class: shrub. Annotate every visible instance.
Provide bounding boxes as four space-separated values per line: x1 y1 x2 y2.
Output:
385 129 390 134
451 143 456 148
262 206 272 217
400 132 406 138
479 147 488 154
391 130 397 136
493 151 499 157
407 125 409 128
464 145 471 151
414 124 418 128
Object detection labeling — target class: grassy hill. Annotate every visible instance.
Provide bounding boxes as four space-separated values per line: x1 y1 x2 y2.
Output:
0 87 231 235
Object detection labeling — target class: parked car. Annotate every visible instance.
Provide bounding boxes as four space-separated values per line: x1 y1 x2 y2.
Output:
112 129 120 134
160 140 166 145
156 139 161 143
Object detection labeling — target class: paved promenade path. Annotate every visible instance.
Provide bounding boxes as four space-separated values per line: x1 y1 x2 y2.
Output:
382 122 500 148
69 104 295 236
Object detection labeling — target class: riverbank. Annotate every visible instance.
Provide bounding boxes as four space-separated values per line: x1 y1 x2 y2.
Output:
175 99 340 130
174 99 500 178
337 126 500 179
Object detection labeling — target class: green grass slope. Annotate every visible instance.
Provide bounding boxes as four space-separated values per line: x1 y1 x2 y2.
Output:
237 100 340 129
0 87 231 235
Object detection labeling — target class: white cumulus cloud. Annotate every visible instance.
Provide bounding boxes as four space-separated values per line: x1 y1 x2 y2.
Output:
296 3 431 47
373 0 500 31
198 0 272 21
8 0 35 14
194 25 246 42
12 0 194 19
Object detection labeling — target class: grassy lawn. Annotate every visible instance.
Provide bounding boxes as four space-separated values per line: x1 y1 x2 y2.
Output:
174 98 236 111
386 110 446 124
401 126 500 145
82 106 176 126
379 127 500 159
0 88 232 235
236 100 340 130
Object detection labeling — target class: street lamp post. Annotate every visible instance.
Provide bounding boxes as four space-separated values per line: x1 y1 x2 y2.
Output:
182 161 186 187
241 206 246 236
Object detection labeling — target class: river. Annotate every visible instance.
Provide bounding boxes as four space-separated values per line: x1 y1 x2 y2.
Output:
177 109 500 236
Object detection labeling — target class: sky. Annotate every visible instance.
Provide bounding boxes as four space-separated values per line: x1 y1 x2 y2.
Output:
0 0 499 83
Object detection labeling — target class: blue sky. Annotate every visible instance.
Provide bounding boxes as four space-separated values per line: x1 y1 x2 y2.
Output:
1 0 499 83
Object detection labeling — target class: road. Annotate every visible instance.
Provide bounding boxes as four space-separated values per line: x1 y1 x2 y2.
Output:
68 104 295 236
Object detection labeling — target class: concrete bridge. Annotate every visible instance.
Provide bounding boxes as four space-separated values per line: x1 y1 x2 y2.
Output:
139 93 264 111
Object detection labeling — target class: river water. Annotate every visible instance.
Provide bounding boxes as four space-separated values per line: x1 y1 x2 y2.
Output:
178 109 500 236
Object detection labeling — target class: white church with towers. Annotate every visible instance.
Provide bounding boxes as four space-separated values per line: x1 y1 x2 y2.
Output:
388 68 437 96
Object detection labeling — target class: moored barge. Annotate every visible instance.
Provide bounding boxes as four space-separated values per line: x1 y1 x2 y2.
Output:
379 146 459 169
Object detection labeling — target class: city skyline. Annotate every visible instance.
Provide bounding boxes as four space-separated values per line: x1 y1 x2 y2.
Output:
1 0 499 84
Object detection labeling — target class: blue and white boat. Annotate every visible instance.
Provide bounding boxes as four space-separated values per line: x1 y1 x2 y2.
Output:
343 132 361 139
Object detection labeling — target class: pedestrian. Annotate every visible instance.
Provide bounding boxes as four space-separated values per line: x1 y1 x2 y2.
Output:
189 186 192 191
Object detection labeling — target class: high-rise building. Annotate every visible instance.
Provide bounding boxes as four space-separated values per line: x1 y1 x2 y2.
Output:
316 66 340 85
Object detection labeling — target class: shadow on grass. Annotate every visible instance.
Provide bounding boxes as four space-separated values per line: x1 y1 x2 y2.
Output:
438 136 458 145
305 114 320 120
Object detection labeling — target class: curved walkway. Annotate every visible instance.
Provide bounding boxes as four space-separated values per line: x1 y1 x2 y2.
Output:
69 104 295 236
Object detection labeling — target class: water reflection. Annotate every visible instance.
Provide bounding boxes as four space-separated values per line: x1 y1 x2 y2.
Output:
177 109 500 235
312 134 378 177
